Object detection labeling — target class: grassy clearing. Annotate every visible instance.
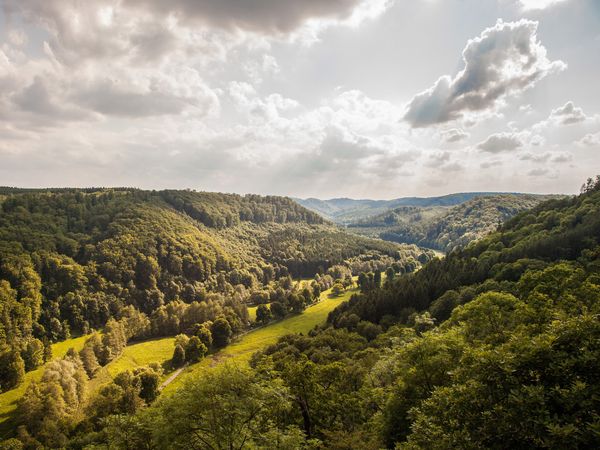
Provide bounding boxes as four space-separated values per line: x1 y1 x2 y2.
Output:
163 285 356 394
0 334 90 436
90 337 176 391
89 284 355 396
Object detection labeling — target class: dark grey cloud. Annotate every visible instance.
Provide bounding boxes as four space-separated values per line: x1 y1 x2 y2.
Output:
404 19 565 127
10 76 94 125
528 168 550 176
124 0 369 33
72 80 197 117
477 132 523 153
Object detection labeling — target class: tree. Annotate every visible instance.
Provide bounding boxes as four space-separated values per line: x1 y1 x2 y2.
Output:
358 272 368 293
0 438 23 449
135 366 161 404
0 350 25 391
331 282 344 297
100 319 127 365
373 270 382 288
255 304 272 325
194 323 213 349
185 337 207 363
385 267 395 283
79 344 100 377
210 318 232 348
153 364 291 449
172 344 185 368
289 294 305 314
21 338 44 372
17 357 88 447
269 301 287 319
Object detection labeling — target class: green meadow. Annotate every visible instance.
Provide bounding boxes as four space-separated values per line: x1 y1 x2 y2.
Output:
163 285 356 393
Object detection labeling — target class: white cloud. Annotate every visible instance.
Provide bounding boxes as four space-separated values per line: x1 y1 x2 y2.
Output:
441 128 469 143
519 0 570 11
577 132 600 147
404 19 565 127
519 151 572 163
477 132 523 153
549 101 587 125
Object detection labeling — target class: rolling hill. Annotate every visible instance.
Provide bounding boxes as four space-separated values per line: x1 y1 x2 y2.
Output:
349 193 558 252
0 187 432 401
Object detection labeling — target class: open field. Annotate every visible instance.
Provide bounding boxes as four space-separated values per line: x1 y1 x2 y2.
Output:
90 336 177 391
0 334 90 437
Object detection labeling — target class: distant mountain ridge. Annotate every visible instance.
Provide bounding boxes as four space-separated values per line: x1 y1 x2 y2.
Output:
296 192 525 223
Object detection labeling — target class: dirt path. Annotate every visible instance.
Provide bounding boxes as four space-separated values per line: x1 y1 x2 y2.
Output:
159 363 188 390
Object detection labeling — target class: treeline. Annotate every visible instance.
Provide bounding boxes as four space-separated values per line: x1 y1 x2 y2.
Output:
350 193 553 252
160 190 324 228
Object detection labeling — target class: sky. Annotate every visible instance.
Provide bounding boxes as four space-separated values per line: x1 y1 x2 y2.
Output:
0 0 599 199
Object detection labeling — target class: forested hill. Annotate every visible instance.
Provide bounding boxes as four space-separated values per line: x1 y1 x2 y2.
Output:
0 188 431 394
296 192 518 223
330 187 598 326
351 193 555 252
243 177 600 449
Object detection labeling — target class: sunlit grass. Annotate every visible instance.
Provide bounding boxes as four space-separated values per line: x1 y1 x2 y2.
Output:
163 284 356 394
89 336 177 391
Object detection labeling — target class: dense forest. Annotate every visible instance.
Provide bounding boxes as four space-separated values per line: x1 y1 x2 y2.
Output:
2 178 599 449
0 188 430 399
349 194 555 252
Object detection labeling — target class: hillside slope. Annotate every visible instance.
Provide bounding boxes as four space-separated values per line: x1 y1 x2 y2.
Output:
351 193 555 252
296 192 517 223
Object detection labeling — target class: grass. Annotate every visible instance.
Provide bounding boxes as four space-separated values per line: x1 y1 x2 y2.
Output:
89 337 177 391
0 334 90 437
163 284 356 394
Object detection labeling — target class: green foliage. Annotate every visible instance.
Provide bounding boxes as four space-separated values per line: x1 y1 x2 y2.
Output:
7 181 600 449
256 304 272 325
185 336 207 363
171 344 185 368
16 354 88 448
352 194 556 252
20 339 44 372
211 317 232 348
0 187 417 396
151 364 292 449
0 351 25 392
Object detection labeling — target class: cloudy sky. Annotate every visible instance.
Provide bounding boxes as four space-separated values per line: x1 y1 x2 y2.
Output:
0 0 599 198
